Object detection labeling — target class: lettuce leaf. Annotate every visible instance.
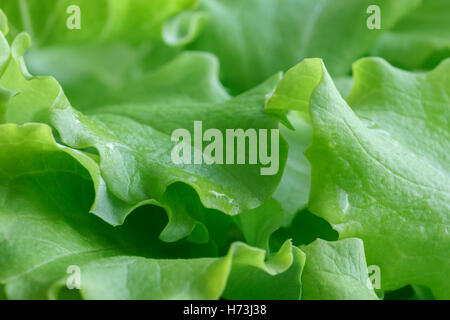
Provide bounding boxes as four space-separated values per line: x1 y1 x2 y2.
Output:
1 0 449 300
0 123 303 299
1 0 201 110
372 0 450 70
266 57 450 298
0 26 288 243
186 0 420 93
273 112 311 226
2 0 196 45
301 239 378 300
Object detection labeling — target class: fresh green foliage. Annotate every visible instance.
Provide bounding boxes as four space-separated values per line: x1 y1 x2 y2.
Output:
187 0 420 93
301 239 378 300
0 0 448 300
0 123 302 299
267 57 450 299
372 0 450 70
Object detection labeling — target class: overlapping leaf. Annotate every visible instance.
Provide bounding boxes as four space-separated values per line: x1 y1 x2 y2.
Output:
372 0 450 70
0 123 303 300
266 57 450 298
301 239 378 300
1 0 449 300
186 0 420 93
2 0 196 45
0 17 288 243
1 0 201 108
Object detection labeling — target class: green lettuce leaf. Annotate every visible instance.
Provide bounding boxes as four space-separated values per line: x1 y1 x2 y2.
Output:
222 242 305 300
273 112 311 226
0 23 288 243
266 57 450 298
372 0 450 70
301 239 378 300
186 0 420 93
0 123 303 299
1 0 449 301
66 240 304 300
2 0 196 45
233 198 284 251
1 0 201 109
49 66 287 225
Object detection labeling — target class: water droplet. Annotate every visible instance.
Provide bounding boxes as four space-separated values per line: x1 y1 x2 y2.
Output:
360 117 377 129
339 189 350 215
106 143 115 150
